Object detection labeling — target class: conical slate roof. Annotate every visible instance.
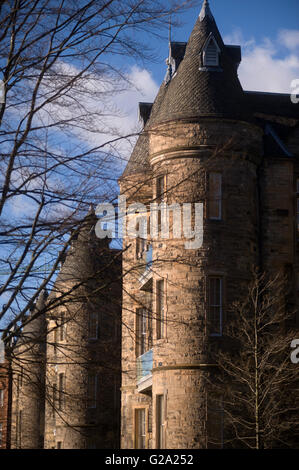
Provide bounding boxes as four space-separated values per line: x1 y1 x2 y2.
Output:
41 206 121 308
122 0 298 178
150 0 245 123
14 290 48 346
122 1 245 177
54 207 109 285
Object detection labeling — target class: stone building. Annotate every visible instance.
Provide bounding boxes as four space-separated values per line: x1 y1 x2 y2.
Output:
10 208 121 449
10 293 47 449
44 208 121 449
0 340 11 449
119 1 299 449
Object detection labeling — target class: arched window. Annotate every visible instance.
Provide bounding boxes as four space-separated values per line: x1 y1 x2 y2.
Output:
203 35 220 67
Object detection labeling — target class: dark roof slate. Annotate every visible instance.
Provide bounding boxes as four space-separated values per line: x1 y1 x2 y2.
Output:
53 210 109 285
122 4 245 177
170 42 187 71
150 11 246 123
264 123 294 158
225 45 241 67
122 2 299 178
139 102 153 126
245 91 299 120
122 83 168 177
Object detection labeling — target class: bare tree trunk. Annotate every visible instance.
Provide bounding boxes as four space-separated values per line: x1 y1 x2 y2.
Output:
208 271 298 449
0 0 195 336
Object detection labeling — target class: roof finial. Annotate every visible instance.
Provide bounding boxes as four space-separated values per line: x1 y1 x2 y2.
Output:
199 0 214 22
87 203 95 216
164 14 173 85
169 14 172 45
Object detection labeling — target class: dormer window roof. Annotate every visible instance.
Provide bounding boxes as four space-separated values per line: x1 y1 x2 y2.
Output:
202 34 220 67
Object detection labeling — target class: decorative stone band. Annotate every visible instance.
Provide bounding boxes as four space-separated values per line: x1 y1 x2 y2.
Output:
152 363 218 373
150 146 217 166
149 117 264 130
120 385 138 391
148 119 264 165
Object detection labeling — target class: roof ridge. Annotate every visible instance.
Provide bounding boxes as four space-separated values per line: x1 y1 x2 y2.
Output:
199 0 214 22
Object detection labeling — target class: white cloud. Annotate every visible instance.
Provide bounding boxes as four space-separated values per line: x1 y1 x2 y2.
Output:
223 28 255 50
224 28 299 93
240 45 299 93
278 29 299 51
108 65 159 149
116 66 159 119
37 62 159 164
7 194 36 217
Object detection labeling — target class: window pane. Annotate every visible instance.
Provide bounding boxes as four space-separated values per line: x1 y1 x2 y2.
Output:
209 173 222 219
207 395 224 449
136 308 147 357
0 340 4 363
147 309 153 349
87 374 97 408
59 313 65 341
136 237 146 258
215 278 220 304
89 311 99 339
135 409 146 449
156 280 165 339
208 278 222 335
209 200 220 219
18 410 22 447
58 373 64 410
156 176 165 201
52 385 56 417
54 327 58 351
207 409 223 448
156 395 165 449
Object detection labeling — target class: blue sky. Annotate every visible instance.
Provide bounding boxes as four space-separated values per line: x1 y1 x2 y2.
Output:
2 0 298 223
1 0 298 328
149 0 299 86
176 0 299 44
102 0 298 167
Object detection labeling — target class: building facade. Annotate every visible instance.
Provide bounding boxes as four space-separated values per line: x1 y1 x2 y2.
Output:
120 1 299 449
4 0 299 450
10 294 47 449
0 341 11 449
10 209 121 449
43 209 121 449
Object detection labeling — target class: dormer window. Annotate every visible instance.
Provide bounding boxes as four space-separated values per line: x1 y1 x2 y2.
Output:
202 34 220 67
205 41 218 66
